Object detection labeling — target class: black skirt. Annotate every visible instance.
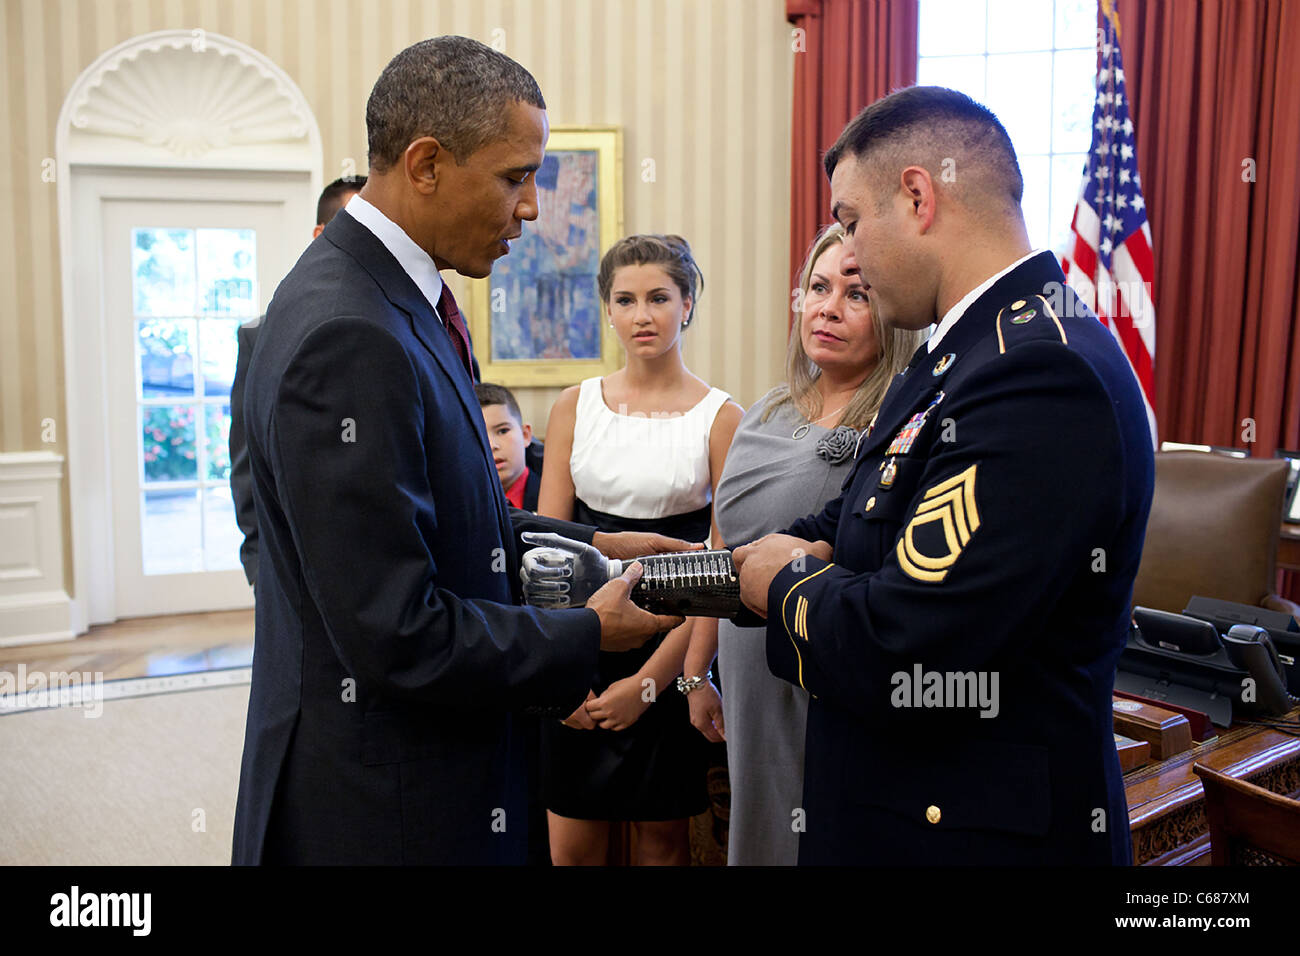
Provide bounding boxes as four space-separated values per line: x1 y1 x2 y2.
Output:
540 499 712 821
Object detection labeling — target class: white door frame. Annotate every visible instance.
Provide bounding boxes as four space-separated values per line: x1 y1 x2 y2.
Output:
99 181 309 616
56 30 322 630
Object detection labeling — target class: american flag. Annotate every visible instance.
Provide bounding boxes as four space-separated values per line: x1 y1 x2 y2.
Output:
1060 0 1158 446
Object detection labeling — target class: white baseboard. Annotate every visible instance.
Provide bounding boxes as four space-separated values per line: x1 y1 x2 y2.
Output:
0 453 74 646
0 591 75 647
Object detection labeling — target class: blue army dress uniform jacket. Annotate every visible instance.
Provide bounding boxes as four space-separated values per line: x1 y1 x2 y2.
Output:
231 210 601 865
766 251 1154 865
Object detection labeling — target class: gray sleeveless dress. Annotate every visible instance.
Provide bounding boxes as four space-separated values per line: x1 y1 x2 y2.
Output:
714 387 860 865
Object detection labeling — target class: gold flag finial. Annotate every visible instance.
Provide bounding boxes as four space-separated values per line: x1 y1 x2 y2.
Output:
1100 0 1122 42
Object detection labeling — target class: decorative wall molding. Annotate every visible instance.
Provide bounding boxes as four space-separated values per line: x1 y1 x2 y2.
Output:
0 453 73 646
59 30 320 170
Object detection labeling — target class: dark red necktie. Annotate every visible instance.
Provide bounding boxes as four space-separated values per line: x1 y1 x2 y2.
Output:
437 283 474 381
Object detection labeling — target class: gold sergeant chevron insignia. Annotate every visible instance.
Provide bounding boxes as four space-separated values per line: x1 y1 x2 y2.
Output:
896 464 981 583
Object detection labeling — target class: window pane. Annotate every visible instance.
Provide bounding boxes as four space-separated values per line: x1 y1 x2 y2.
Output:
1051 153 1088 254
138 319 195 398
1020 155 1051 250
919 0 987 55
200 319 239 396
141 404 198 482
988 0 1052 53
1056 0 1098 49
205 403 232 481
202 486 242 571
142 488 201 575
918 0 1100 267
197 228 257 316
132 228 195 316
1053 48 1098 154
917 55 987 102
986 52 1053 160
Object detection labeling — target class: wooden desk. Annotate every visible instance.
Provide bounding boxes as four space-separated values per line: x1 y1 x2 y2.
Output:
1280 522 1300 573
1125 708 1300 865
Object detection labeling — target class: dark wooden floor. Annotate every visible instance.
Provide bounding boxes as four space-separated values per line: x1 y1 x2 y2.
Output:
0 609 254 681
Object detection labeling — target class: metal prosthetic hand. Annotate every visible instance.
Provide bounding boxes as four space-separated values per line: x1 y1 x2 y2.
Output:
519 532 740 617
518 532 622 609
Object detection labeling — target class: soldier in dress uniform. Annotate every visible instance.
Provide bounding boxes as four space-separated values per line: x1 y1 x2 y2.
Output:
734 86 1154 865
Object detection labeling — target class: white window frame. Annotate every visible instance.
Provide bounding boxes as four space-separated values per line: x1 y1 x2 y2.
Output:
917 0 1098 252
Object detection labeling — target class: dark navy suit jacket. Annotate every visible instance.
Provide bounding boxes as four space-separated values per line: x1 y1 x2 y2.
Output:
229 316 262 585
766 252 1154 865
231 209 600 864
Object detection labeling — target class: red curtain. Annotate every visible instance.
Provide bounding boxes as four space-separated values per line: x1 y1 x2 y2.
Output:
787 0 918 299
1118 0 1300 599
1119 0 1300 455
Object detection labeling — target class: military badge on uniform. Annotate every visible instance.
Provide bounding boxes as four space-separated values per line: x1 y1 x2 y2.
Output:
879 457 898 488
932 353 955 376
1008 298 1038 325
896 464 981 584
997 295 1069 354
886 391 945 456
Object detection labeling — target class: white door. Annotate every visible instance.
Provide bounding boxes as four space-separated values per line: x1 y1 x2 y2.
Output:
102 198 289 616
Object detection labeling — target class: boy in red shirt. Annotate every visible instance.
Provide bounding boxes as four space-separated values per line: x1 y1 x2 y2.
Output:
476 383 543 511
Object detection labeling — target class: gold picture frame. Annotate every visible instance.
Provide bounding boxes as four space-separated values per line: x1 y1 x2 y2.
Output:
467 127 624 387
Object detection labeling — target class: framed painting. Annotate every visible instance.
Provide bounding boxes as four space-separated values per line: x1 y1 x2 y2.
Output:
466 127 624 387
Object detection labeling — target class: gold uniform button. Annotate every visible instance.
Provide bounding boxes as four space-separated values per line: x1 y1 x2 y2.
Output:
1011 299 1026 310
864 496 876 512
925 805 941 824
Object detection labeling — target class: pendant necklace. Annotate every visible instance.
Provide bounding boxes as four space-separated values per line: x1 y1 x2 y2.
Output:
792 401 850 440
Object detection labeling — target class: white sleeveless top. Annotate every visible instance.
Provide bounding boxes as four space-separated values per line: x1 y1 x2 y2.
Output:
569 376 731 520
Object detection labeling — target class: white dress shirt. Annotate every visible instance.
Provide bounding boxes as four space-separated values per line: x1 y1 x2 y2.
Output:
344 193 446 326
927 249 1047 352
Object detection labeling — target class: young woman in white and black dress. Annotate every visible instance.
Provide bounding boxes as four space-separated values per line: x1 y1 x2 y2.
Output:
537 234 743 866
684 223 926 864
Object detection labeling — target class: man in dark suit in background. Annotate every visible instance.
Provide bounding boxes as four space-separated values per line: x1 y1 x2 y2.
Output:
228 175 365 586
231 36 686 865
735 86 1154 865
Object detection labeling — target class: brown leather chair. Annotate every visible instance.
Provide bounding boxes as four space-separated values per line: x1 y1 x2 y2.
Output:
1133 452 1300 623
1192 762 1300 865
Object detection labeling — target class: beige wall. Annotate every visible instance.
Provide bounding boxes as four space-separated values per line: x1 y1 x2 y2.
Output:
0 0 793 454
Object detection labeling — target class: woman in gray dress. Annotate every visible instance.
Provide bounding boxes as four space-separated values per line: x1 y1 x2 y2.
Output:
683 223 925 865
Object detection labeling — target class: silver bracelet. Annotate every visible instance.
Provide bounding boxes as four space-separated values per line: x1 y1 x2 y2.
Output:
676 672 711 695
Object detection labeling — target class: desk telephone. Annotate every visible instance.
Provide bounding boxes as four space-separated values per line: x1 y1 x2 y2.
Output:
1117 606 1296 727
